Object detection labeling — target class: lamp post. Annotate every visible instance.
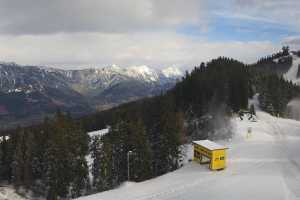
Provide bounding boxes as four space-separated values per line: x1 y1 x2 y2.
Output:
127 150 133 181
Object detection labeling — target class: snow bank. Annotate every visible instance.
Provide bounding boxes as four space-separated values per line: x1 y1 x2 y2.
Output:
0 186 28 200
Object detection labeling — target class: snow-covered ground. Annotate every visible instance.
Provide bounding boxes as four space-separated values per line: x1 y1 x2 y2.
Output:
87 128 109 138
0 186 28 200
284 55 300 84
77 111 300 200
86 128 110 184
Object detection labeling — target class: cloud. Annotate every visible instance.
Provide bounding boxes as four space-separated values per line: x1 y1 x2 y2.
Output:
0 32 278 69
0 1 290 68
282 36 300 48
232 0 300 30
0 0 207 35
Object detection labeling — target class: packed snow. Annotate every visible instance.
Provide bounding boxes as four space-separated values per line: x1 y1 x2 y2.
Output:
77 110 300 200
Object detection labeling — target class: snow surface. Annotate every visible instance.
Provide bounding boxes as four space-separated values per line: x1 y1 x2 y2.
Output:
193 140 227 150
284 55 300 84
161 67 182 78
0 186 28 200
0 136 9 142
127 66 159 82
87 128 109 138
77 111 300 200
86 128 110 184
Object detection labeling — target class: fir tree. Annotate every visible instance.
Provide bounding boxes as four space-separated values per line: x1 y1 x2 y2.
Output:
128 119 152 181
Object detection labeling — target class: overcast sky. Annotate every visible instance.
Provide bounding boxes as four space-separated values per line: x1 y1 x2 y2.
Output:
0 0 300 69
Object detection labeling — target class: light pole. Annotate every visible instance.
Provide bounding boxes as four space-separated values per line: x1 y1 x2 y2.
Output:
127 150 133 181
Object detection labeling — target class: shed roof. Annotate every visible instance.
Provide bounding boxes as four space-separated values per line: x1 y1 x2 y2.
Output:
88 128 109 138
193 140 228 150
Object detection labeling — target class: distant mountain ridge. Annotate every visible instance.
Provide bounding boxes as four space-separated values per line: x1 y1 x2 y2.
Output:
0 63 182 128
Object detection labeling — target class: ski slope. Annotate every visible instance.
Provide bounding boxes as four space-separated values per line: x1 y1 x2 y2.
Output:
77 111 300 200
284 55 300 84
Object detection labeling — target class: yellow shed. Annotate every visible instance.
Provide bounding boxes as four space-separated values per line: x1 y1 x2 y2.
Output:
193 140 228 170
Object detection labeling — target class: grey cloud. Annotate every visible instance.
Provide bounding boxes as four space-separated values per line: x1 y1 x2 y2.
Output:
282 36 300 46
0 0 206 35
0 32 278 68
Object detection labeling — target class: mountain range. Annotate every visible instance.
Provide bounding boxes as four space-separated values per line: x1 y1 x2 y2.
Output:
0 63 182 128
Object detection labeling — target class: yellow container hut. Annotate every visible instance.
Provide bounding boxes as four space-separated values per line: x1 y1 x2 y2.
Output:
193 140 228 170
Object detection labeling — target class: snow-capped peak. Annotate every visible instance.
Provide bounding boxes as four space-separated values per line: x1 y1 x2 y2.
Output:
128 65 153 75
162 66 183 78
127 65 159 82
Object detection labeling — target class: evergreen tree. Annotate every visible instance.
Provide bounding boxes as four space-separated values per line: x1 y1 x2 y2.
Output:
92 135 114 192
44 111 89 199
23 130 34 187
68 121 89 198
155 95 184 175
11 128 26 186
128 119 152 181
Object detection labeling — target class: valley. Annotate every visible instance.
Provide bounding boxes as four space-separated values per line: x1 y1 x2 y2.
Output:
0 63 182 129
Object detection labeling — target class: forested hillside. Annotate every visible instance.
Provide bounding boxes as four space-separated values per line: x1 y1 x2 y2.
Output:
1 52 300 199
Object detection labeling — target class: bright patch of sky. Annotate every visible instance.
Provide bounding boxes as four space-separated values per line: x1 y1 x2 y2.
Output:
178 4 300 43
207 15 297 43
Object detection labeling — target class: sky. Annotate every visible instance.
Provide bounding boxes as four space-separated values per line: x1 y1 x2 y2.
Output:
0 0 300 70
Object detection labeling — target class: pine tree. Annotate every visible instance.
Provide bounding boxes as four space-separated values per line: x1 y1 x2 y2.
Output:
1 133 15 182
91 135 102 191
156 95 184 174
23 130 34 188
11 128 25 186
0 137 4 179
128 119 152 181
10 128 34 187
44 113 68 199
92 135 114 192
68 121 89 198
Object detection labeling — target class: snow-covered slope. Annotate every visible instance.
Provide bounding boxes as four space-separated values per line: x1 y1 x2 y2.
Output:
284 55 300 84
77 111 300 200
162 67 183 78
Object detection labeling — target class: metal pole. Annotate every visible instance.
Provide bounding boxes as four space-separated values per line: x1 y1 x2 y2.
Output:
127 151 132 181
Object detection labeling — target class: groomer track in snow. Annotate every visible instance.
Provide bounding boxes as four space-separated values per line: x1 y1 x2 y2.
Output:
77 111 300 200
